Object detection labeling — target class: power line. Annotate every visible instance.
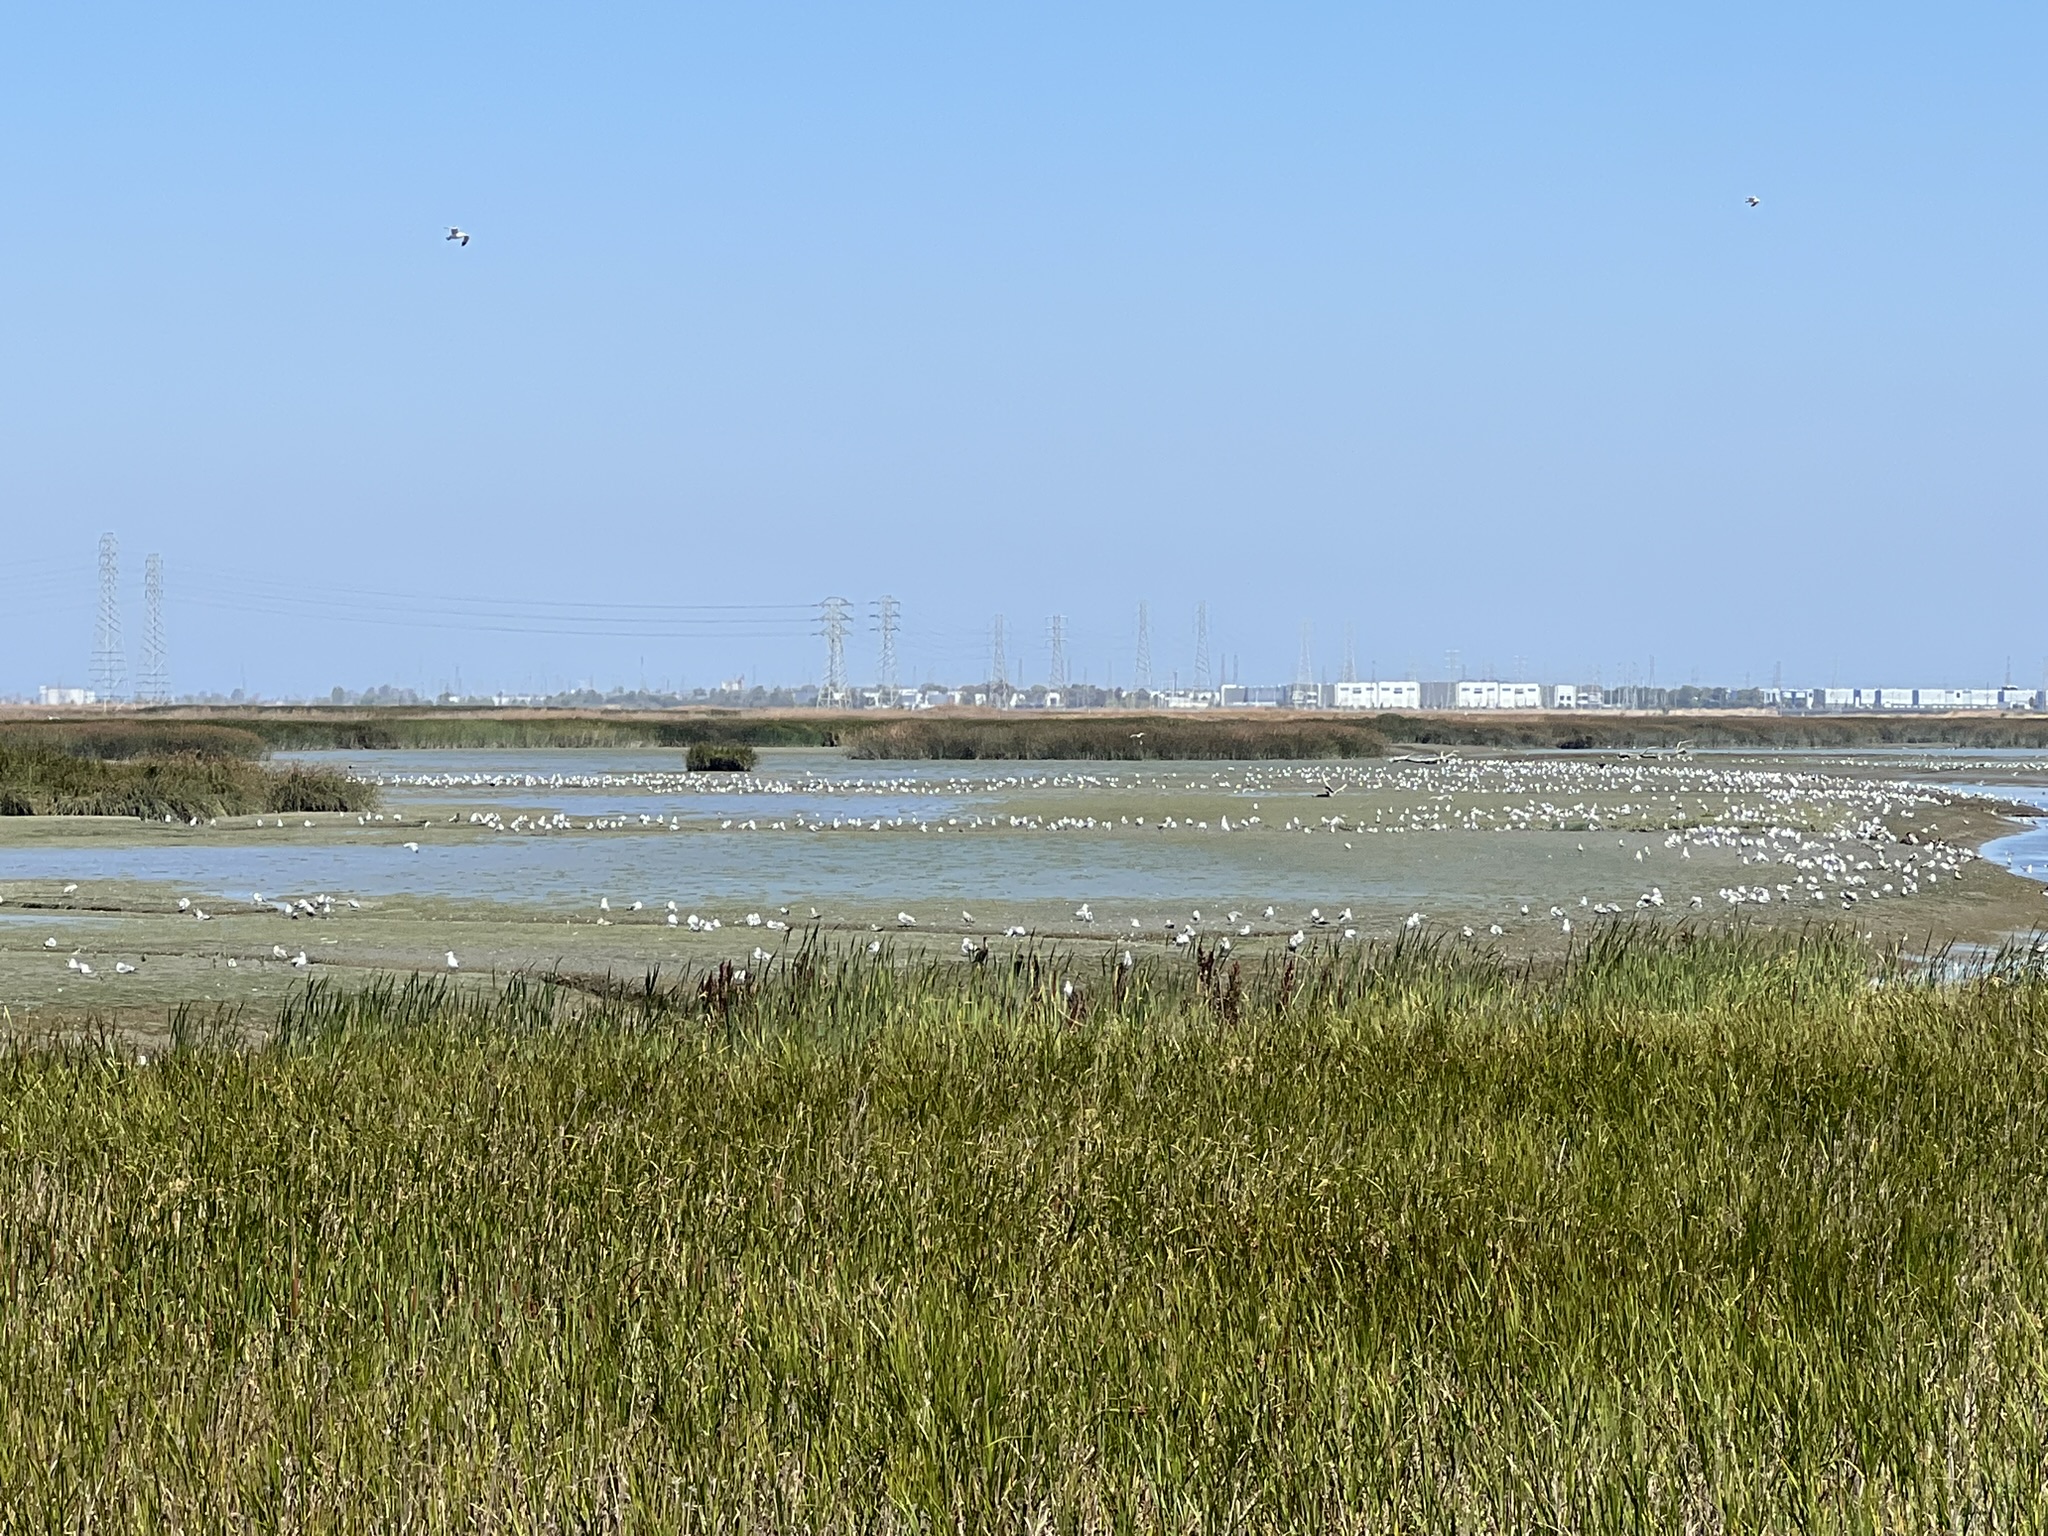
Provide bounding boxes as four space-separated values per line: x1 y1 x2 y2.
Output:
92 533 124 700
871 595 900 704
139 554 167 704
817 597 852 704
181 568 812 618
176 579 812 634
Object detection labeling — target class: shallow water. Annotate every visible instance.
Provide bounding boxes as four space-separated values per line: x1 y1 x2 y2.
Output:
1959 784 2048 884
2 748 2043 929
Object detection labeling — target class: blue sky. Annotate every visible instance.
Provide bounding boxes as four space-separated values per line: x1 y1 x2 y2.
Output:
3 3 2042 696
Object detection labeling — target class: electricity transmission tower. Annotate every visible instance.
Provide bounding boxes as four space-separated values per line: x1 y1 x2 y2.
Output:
1194 602 1210 691
1047 615 1068 693
1135 602 1152 693
1296 624 1315 700
92 533 125 701
817 597 853 704
139 554 167 703
990 615 1008 699
1342 624 1357 685
871 596 900 704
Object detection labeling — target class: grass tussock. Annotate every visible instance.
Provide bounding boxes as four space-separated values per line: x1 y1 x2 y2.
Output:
5 928 2048 1529
846 714 1389 760
0 745 372 818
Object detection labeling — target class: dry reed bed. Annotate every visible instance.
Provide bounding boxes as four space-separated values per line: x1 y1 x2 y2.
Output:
2 929 2046 1530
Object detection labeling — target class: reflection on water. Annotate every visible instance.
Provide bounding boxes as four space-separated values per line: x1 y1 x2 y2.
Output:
1961 784 2048 885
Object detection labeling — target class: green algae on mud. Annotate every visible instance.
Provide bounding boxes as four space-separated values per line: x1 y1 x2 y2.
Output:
6 929 2048 1529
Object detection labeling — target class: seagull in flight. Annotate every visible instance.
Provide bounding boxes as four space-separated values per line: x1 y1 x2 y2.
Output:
1744 196 1761 209
446 226 470 246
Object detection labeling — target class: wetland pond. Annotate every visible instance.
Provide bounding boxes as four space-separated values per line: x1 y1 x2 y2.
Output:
1 745 2045 1019
4 744 2045 919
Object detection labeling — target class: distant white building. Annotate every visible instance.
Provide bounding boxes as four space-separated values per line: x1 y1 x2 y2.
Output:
1452 681 1543 710
1546 684 1580 710
1158 689 1217 710
38 686 95 706
1333 680 1421 710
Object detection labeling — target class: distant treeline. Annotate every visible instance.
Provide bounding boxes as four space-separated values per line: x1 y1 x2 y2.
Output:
173 711 841 752
1370 713 2048 751
19 706 2048 763
0 721 270 762
844 715 1390 760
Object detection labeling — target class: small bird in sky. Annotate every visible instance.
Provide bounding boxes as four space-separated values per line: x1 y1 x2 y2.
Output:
446 226 470 245
1744 196 1761 208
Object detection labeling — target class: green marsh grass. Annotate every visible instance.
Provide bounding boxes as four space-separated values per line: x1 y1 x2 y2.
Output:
0 742 371 818
4 929 2047 1529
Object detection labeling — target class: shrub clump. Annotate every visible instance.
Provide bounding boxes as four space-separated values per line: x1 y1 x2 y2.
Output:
686 741 758 772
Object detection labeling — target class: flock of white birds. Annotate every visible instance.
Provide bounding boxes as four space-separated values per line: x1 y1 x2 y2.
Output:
25 753 2044 983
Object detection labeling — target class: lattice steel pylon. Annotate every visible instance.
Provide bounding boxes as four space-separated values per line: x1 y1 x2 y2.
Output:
1297 624 1315 690
92 533 125 701
139 554 167 703
1194 602 1210 692
991 615 1008 697
817 597 853 704
1047 615 1067 693
1134 602 1152 693
1341 624 1356 685
871 596 900 704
